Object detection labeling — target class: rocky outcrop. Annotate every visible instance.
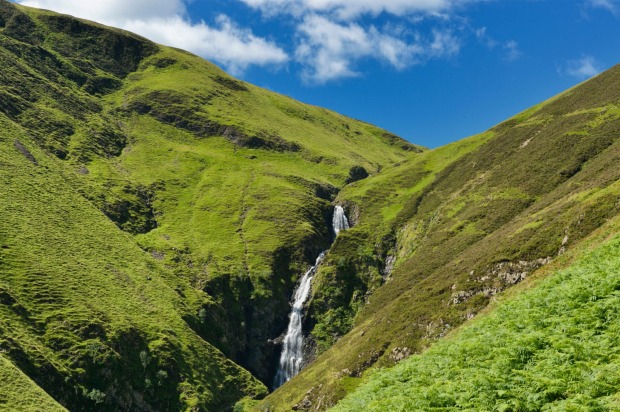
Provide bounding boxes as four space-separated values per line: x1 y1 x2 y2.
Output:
450 257 553 306
345 166 369 184
127 90 302 152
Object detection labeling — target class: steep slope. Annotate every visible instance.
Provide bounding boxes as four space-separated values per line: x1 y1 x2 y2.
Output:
0 355 66 411
0 0 418 409
334 216 620 411
255 65 620 410
93 46 419 382
6 1 620 410
0 114 265 409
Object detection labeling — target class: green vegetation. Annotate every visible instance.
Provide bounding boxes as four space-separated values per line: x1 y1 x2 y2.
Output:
255 65 620 409
3 0 620 410
0 355 66 411
0 0 416 409
87 34 417 385
306 132 494 351
334 218 620 411
0 111 265 410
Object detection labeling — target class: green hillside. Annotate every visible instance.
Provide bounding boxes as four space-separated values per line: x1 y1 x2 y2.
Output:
333 216 620 411
254 66 620 409
3 0 620 410
0 355 66 411
0 0 417 409
0 106 265 410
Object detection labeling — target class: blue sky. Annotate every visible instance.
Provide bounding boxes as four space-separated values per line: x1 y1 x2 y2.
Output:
16 0 620 147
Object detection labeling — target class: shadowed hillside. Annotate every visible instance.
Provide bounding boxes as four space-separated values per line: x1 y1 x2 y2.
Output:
0 354 66 411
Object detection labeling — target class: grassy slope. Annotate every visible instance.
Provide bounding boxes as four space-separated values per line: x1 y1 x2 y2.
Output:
257 65 620 410
6 0 620 410
77 24 419 383
0 0 418 408
97 44 418 276
306 131 495 349
0 115 265 410
0 355 66 411
334 215 620 411
100 45 418 277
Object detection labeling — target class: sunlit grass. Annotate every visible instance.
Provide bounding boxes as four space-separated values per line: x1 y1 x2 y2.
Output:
334 229 620 411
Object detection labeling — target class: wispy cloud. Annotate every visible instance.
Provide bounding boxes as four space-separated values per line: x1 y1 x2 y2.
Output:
17 0 288 74
240 0 470 83
587 0 620 14
502 40 521 62
475 27 521 62
240 0 476 20
561 56 603 79
475 27 498 48
295 14 460 83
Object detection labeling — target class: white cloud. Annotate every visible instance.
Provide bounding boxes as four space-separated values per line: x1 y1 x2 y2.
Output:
16 0 288 73
428 28 460 58
239 0 483 82
123 15 288 75
240 0 473 20
295 14 459 83
17 0 186 21
587 0 620 14
295 16 372 81
502 40 521 61
476 26 521 62
475 26 498 48
562 56 603 79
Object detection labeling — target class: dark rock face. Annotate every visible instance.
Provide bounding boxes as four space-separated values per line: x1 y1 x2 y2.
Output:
213 75 249 92
82 75 123 96
233 133 302 152
99 184 159 235
194 198 333 387
346 165 369 183
127 90 303 152
38 14 159 78
149 57 177 69
198 245 300 385
314 183 338 201
14 140 37 165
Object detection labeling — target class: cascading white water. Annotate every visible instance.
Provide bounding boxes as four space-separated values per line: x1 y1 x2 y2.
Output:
332 205 349 236
273 252 326 388
273 205 349 389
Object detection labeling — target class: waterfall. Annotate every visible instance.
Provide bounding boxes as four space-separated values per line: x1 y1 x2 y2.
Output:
332 205 349 236
273 205 349 389
273 252 326 389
